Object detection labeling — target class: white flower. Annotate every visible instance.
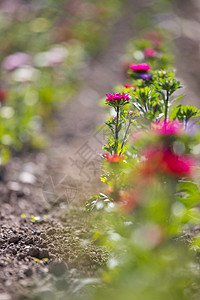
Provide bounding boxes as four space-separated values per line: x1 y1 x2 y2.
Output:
12 66 40 82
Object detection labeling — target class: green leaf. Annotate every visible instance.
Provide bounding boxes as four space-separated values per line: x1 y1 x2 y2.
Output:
176 181 200 207
85 196 98 211
174 94 186 102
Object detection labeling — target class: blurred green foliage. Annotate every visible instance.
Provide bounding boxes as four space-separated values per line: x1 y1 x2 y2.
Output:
0 0 124 164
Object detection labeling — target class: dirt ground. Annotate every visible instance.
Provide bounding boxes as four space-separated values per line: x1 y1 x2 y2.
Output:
1 0 200 299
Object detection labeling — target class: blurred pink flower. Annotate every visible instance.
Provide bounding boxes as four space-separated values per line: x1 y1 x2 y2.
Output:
129 63 151 72
145 31 162 48
144 47 157 58
152 120 183 136
34 46 68 67
2 52 32 71
162 150 195 177
141 147 195 178
1 0 20 13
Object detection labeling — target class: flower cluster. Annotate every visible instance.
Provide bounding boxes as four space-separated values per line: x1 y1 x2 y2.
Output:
126 110 135 116
105 92 130 106
86 28 200 300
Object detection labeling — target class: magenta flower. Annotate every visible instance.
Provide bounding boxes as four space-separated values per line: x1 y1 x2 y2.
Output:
151 120 183 136
105 92 130 106
129 63 151 72
162 150 195 177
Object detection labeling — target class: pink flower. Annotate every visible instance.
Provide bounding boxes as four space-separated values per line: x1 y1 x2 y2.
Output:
105 92 130 105
151 120 183 136
2 52 32 71
144 48 157 58
162 150 195 177
103 153 125 162
141 147 195 177
129 63 151 72
145 31 162 48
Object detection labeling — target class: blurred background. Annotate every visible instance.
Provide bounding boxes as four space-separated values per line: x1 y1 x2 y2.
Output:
0 0 199 160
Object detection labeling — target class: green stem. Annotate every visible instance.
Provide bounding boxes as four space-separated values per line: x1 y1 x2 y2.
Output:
164 90 169 121
119 119 131 155
115 106 120 154
184 116 188 129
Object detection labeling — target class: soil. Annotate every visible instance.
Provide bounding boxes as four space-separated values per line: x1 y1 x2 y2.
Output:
1 0 200 299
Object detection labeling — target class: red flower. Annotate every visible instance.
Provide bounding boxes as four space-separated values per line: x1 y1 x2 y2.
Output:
162 150 195 177
0 89 7 102
129 63 151 72
103 153 125 162
141 147 195 178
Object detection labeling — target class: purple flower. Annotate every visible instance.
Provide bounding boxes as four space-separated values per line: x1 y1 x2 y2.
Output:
185 121 198 136
140 74 153 80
